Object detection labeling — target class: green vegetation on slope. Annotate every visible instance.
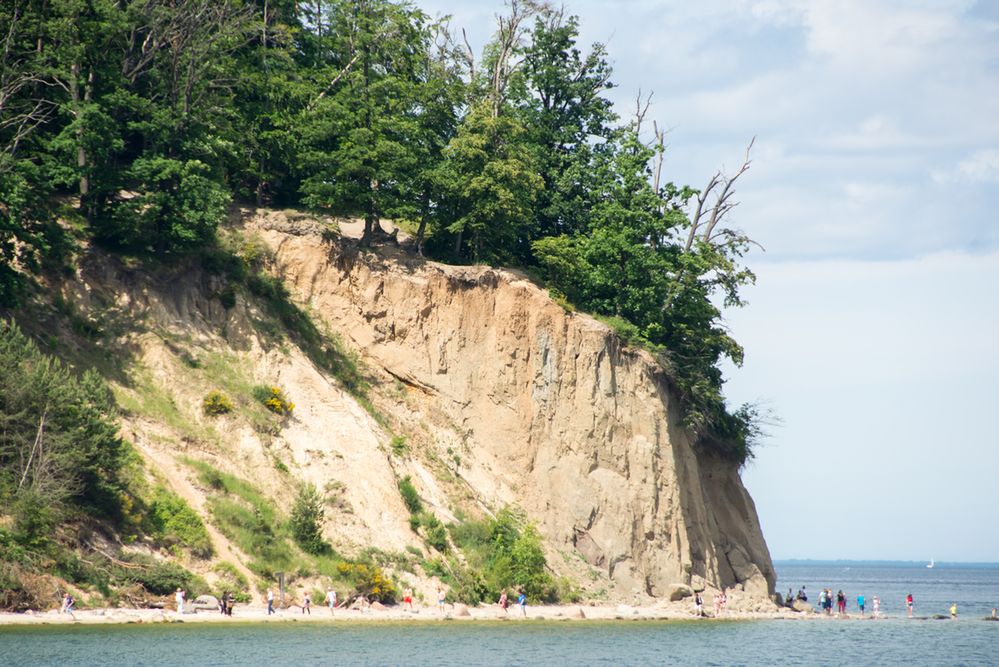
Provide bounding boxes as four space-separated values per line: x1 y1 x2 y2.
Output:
0 0 767 461
424 507 577 605
0 320 213 610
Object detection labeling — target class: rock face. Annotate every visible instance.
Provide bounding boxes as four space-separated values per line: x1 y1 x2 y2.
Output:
254 212 776 602
668 584 694 602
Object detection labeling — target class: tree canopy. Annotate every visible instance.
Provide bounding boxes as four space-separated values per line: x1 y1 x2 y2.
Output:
0 0 766 462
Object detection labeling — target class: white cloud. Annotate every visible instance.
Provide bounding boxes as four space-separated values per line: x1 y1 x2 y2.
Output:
933 148 999 184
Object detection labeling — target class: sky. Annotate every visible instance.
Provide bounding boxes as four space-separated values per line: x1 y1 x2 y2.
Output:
418 0 999 562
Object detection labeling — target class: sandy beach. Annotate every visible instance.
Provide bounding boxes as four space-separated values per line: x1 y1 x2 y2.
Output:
0 601 829 626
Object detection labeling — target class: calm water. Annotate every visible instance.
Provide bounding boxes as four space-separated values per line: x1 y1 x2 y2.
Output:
2 563 996 666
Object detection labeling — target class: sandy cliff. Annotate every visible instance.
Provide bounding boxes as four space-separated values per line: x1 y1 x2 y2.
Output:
251 210 775 604
47 207 774 607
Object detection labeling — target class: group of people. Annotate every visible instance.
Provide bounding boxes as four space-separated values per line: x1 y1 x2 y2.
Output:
785 587 965 619
259 585 475 616
218 591 236 616
497 588 528 616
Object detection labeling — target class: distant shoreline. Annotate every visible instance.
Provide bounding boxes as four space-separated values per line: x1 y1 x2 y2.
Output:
774 560 999 568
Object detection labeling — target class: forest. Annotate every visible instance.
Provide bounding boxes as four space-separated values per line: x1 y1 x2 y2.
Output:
0 0 764 463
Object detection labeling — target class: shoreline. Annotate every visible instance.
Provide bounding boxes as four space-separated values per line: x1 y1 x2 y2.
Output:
0 603 964 627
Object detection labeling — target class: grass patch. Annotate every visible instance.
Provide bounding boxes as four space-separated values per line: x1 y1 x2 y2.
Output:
181 458 295 577
398 476 422 514
212 561 251 602
114 365 220 446
144 486 213 559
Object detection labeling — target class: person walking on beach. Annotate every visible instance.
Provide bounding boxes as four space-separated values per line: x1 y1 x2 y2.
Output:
518 590 527 617
61 593 75 619
267 588 275 615
872 596 881 619
950 602 957 619
326 588 337 616
437 586 446 614
175 588 186 614
226 591 235 616
220 591 228 615
403 587 413 612
836 590 846 615
906 593 914 618
499 589 509 615
302 591 311 615
857 593 865 617
713 592 723 616
694 592 704 617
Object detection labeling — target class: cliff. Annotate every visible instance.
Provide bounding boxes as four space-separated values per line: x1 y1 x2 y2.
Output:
253 210 775 603
36 207 774 608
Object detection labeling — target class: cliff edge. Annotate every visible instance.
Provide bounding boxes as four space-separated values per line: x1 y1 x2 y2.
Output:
253 210 775 604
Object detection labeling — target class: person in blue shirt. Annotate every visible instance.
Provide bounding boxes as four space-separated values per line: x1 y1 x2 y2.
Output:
857 593 865 616
518 591 527 617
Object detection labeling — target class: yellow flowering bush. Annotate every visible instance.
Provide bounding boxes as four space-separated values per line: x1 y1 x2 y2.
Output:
252 385 294 416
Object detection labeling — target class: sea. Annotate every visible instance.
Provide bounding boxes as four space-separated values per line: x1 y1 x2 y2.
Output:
2 561 996 666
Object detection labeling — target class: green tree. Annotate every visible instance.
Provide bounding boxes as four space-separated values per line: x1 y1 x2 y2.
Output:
518 12 615 240
433 103 542 262
298 0 435 244
0 321 129 543
289 482 328 554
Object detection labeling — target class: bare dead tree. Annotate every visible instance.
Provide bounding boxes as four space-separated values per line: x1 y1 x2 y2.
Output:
486 0 549 117
633 88 653 135
460 26 476 85
652 119 667 196
685 136 757 252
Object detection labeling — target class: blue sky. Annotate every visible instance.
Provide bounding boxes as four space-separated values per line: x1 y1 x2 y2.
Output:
419 0 999 561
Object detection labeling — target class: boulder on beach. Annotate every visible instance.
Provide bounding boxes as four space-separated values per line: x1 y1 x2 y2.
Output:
370 601 387 611
668 584 694 602
574 607 586 619
792 600 813 613
192 595 218 611
453 603 471 617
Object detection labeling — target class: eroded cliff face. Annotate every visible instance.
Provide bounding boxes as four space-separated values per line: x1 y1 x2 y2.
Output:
46 207 774 606
253 211 776 604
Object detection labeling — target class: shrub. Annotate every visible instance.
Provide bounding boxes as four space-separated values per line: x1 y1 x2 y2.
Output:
335 562 396 603
218 285 237 309
398 476 422 514
390 435 407 457
426 522 449 553
202 390 234 416
96 156 230 256
117 554 203 596
290 484 329 555
252 385 294 416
